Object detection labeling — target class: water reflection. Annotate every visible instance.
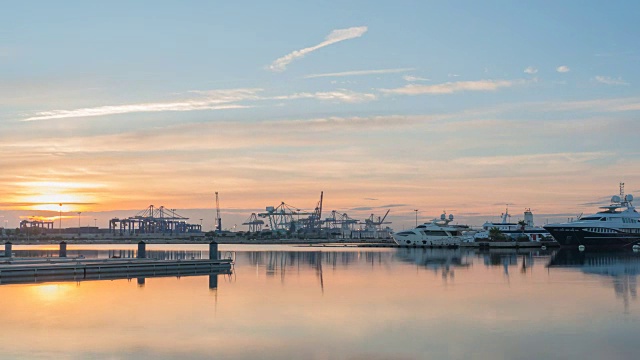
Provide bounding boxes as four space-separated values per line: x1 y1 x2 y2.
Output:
477 249 550 277
12 248 207 260
395 247 471 280
549 249 640 311
1 245 639 359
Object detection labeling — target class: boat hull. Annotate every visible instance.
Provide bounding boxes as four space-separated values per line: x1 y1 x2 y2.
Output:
544 226 640 250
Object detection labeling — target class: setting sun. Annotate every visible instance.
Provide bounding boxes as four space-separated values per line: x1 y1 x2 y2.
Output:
12 181 103 212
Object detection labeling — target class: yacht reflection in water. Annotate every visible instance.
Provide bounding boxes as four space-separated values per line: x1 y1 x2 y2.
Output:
549 249 639 310
394 247 472 280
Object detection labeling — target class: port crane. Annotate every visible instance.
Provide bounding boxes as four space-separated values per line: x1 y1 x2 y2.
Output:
258 202 311 232
242 213 264 232
325 210 359 231
215 192 222 232
108 205 200 235
256 192 324 233
362 209 391 231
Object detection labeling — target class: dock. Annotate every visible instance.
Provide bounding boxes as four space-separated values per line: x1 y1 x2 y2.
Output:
0 240 232 285
0 257 232 285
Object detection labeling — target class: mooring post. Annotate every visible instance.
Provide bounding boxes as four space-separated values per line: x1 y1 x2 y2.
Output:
59 241 67 258
137 241 146 259
4 242 12 258
209 274 218 289
209 241 219 260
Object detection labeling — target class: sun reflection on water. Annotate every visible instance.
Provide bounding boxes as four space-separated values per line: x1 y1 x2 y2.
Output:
31 283 73 302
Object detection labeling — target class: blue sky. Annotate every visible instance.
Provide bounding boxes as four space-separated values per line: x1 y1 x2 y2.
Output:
1 1 639 230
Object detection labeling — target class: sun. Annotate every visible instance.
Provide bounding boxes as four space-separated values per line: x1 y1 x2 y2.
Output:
14 181 102 212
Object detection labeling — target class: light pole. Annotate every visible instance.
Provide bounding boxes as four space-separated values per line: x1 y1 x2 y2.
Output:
28 216 32 242
94 218 97 227
199 218 203 232
414 209 418 227
59 203 62 235
77 212 81 236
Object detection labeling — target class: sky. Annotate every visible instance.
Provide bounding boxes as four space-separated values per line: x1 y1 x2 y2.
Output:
1 0 640 231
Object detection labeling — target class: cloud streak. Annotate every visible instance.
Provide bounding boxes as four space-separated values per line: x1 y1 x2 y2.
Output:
22 88 263 122
275 90 376 103
594 76 628 86
267 26 368 72
403 75 430 82
380 79 517 95
304 68 414 79
524 66 538 74
21 87 379 121
556 65 570 73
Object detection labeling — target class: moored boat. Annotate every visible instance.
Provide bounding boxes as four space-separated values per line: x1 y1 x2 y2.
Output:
544 184 640 250
473 208 551 242
392 212 473 247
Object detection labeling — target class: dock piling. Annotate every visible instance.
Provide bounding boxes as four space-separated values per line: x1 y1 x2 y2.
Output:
4 242 12 258
209 241 218 260
137 241 146 259
59 241 67 258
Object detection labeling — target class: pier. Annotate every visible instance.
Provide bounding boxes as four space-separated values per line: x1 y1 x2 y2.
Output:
0 241 233 285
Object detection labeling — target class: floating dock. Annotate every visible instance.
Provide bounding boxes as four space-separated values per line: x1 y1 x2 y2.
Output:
0 240 232 285
0 257 232 285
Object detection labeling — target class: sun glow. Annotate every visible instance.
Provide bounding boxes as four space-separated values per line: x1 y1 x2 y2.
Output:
31 284 74 302
13 181 103 211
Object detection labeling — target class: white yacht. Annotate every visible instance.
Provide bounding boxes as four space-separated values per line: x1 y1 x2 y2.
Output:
392 213 473 247
473 208 551 242
544 184 640 250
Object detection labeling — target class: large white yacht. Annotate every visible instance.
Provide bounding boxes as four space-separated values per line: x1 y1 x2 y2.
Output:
392 213 473 247
544 184 640 250
473 208 551 242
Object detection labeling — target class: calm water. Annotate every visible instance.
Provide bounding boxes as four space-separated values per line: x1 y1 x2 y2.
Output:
1 244 639 360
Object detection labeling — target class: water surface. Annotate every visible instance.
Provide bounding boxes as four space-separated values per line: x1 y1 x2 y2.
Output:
0 244 638 359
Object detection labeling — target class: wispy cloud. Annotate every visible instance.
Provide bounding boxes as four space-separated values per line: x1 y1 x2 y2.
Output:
304 67 413 79
267 26 368 72
380 79 517 95
277 90 376 103
22 88 263 122
594 76 629 86
453 151 613 167
21 87 377 121
529 96 640 113
524 66 538 74
403 75 430 82
556 65 570 73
